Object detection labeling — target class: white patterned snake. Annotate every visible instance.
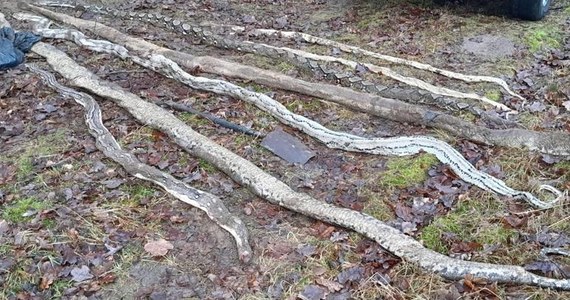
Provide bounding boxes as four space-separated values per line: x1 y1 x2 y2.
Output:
25 62 252 262
16 6 570 290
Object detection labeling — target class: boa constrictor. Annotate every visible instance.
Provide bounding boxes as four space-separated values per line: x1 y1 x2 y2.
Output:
25 63 253 262
38 1 513 115
17 8 570 289
19 9 566 209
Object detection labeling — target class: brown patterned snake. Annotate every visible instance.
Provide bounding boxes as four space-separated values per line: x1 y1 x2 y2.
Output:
37 1 519 115
16 10 570 290
16 10 566 209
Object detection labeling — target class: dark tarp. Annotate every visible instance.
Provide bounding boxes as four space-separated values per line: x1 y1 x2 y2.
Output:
0 27 41 70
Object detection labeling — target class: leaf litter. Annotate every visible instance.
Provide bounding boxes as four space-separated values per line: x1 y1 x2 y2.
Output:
1 0 569 298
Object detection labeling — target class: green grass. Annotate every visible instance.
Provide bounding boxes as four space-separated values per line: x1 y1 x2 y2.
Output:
118 183 158 207
524 26 562 52
0 247 67 298
178 112 211 126
378 154 438 188
2 197 52 223
50 279 74 298
0 261 35 298
421 198 516 254
361 191 394 222
111 242 145 278
484 90 501 102
198 158 217 173
1 130 69 180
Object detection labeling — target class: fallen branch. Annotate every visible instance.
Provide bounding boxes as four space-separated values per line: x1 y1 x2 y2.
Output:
25 63 252 262
22 4 570 156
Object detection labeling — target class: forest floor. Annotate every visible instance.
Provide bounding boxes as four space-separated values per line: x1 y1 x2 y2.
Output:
1 0 570 299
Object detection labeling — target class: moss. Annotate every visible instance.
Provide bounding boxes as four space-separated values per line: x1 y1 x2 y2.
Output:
2 197 51 223
198 158 217 173
524 26 562 52
378 154 438 188
484 90 502 102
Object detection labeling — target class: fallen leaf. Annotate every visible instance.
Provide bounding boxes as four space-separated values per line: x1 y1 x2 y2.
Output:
337 266 364 284
144 238 174 257
70 265 94 282
298 284 326 300
315 277 343 292
40 272 56 290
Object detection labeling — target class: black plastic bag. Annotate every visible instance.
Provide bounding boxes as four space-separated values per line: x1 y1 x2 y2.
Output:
0 27 41 70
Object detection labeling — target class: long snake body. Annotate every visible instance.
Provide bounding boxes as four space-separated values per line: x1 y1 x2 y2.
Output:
36 1 510 114
23 5 566 209
26 63 252 262
18 6 570 289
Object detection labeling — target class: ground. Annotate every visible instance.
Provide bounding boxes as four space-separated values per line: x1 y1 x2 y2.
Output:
1 0 570 299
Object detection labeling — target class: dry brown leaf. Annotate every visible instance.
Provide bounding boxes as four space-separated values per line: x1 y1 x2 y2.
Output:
315 277 343 292
144 238 174 257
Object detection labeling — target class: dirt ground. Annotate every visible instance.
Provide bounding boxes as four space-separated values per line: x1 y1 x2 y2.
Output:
1 0 570 299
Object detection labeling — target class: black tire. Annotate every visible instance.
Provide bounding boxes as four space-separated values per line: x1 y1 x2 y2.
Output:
512 0 551 20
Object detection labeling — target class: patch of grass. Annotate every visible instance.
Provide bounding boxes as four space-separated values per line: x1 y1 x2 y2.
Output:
120 126 155 144
457 110 477 123
2 197 51 223
361 191 394 222
555 160 570 180
41 218 57 229
524 26 562 52
248 83 273 94
421 197 515 254
3 130 69 180
284 98 327 114
276 61 296 73
0 244 11 255
232 134 253 149
178 112 210 127
198 158 217 173
111 242 145 278
0 261 34 298
518 112 542 129
50 279 74 298
125 184 157 203
378 154 438 188
484 90 501 102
